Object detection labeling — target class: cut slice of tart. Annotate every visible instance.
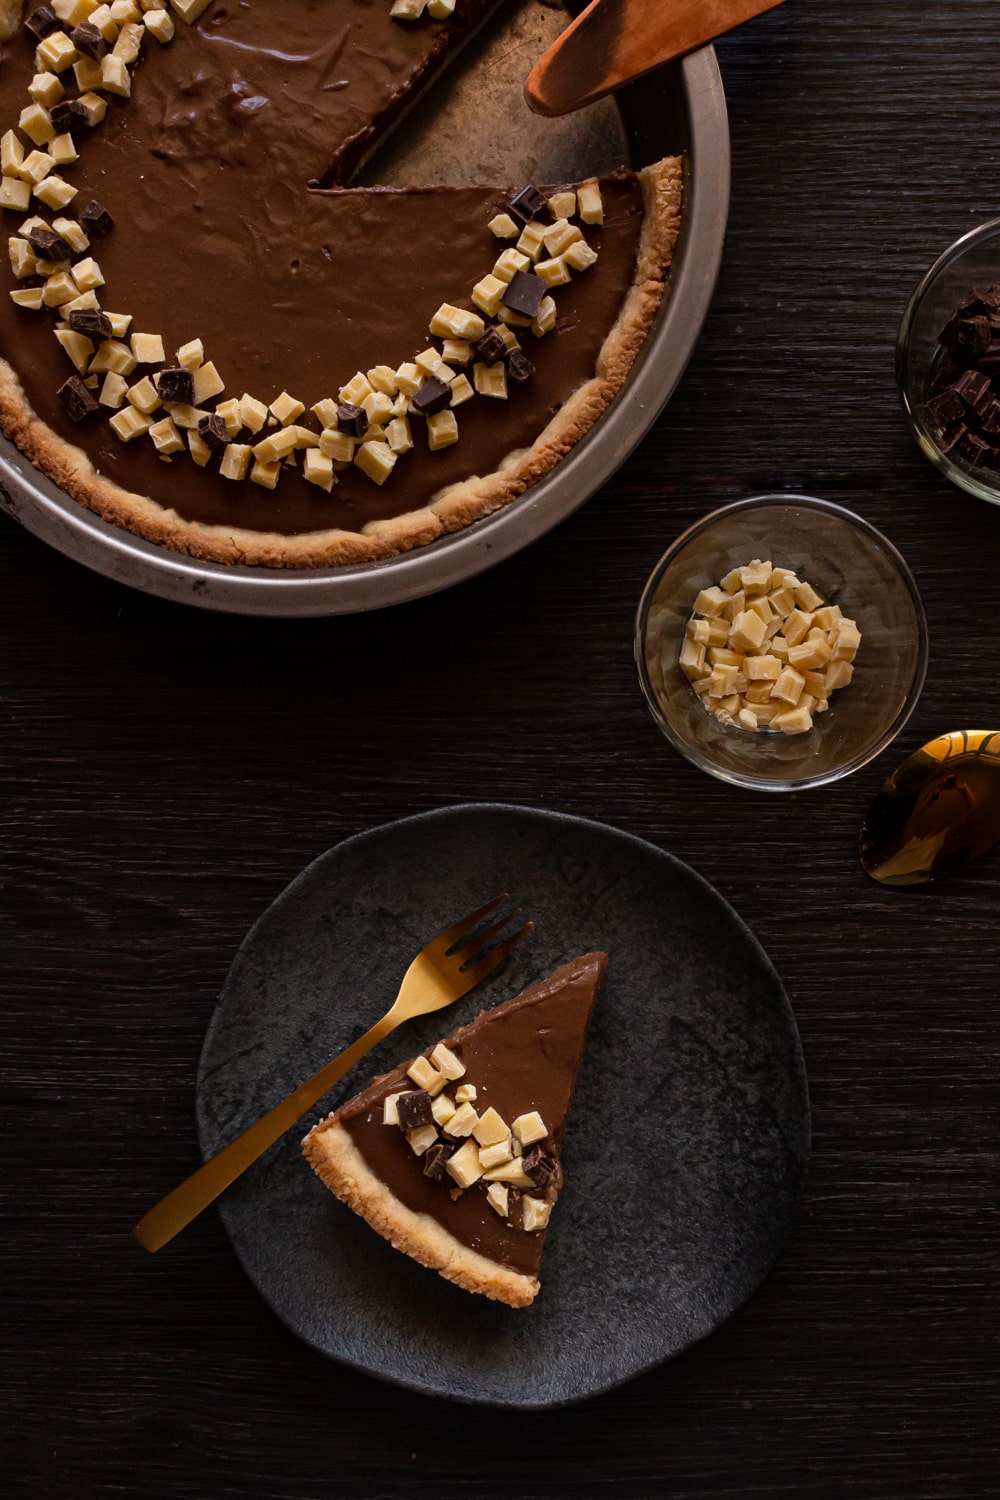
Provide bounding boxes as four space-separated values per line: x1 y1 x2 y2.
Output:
303 951 607 1307
0 1 683 568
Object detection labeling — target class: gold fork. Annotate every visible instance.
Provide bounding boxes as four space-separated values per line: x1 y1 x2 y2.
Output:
133 895 531 1253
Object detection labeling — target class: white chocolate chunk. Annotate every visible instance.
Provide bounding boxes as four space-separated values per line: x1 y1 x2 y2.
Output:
445 1138 483 1189
547 189 577 220
110 405 152 442
406 1055 442 1093
319 427 355 463
542 218 582 257
252 425 298 463
454 1083 477 1104
148 416 183 455
430 1092 456 1126
427 0 455 15
303 447 334 492
0 178 32 213
71 256 104 292
29 71 65 107
382 1092 405 1126
270 389 304 425
482 1160 534 1187
486 1183 509 1217
144 7 175 40
10 286 44 308
169 0 212 21
488 212 519 239
729 609 767 654
472 1106 509 1147
478 1140 513 1170
21 149 56 186
8 238 37 278
531 295 557 336
563 239 598 272
430 1042 465 1080
522 1195 552 1232
354 438 397 485
577 177 603 224
249 456 280 489
678 638 706 681
492 247 530 284
73 56 104 91
35 175 77 209
214 396 242 437
166 402 208 429
127 374 161 413
238 392 268 433
516 221 545 261
472 274 507 317
98 370 128 408
53 0 98 20
77 89 107 124
35 35 79 76
535 255 571 289
100 53 131 95
406 1123 439 1157
512 1111 547 1146
41 270 78 306
426 410 458 450
473 361 507 400
187 429 211 462
130 331 164 364
219 442 251 481
361 390 392 426
385 415 413 453
441 1102 479 1139
429 302 485 341
449 373 473 406
54 327 94 373
176 337 204 370
49 134 78 167
770 666 805 706
340 370 373 405
192 360 224 402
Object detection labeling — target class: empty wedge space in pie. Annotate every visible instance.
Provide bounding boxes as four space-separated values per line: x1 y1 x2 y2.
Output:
0 0 683 567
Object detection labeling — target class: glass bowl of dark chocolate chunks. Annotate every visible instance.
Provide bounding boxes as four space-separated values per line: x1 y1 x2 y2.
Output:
897 219 1000 504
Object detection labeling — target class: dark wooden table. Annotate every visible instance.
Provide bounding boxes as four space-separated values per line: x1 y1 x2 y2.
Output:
3 3 998 1496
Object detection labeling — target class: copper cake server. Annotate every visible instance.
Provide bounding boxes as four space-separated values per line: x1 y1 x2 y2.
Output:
526 0 787 117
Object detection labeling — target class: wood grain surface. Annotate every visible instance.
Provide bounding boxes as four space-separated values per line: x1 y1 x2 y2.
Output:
2 2 998 1496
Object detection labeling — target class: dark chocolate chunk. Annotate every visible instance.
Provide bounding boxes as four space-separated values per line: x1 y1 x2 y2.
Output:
970 284 1000 310
951 368 992 412
422 1142 455 1181
930 354 964 394
79 200 114 237
57 375 99 423
70 21 106 58
198 414 230 451
977 340 1000 374
501 269 546 319
521 1145 557 1189
155 367 195 404
957 430 992 467
24 6 60 40
507 185 546 225
954 316 991 356
979 398 1000 437
937 421 966 454
68 307 113 341
49 98 90 134
470 326 507 367
507 349 534 383
336 400 368 438
936 316 964 352
396 1090 434 1131
411 375 452 416
27 226 72 262
923 387 965 430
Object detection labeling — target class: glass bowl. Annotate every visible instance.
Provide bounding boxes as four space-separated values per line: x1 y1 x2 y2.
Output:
897 219 1000 505
634 495 928 792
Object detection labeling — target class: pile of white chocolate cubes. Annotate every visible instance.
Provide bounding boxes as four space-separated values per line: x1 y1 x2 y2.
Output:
680 559 861 735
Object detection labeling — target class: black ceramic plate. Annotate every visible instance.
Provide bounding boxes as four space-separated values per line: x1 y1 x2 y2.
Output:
197 805 809 1407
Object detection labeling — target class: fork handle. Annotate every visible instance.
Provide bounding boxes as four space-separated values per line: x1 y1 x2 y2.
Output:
132 1016 393 1253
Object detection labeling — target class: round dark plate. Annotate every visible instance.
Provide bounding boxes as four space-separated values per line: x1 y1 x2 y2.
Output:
197 805 809 1407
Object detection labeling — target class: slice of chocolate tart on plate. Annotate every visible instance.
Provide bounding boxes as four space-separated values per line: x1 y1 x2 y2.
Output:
303 951 607 1308
0 0 682 567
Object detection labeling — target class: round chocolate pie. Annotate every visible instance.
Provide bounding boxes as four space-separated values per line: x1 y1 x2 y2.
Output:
0 1 682 567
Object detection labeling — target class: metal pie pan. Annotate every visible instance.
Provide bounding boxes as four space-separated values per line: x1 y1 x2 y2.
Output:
0 46 729 616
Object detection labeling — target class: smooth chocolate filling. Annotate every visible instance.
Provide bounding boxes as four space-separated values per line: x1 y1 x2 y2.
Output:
337 952 606 1277
0 2 645 538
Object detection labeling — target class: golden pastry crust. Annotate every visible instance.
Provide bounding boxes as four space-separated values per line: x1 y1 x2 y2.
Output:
0 158 682 569
302 1116 539 1308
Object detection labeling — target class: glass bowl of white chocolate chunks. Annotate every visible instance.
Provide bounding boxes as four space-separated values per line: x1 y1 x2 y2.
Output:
635 495 928 791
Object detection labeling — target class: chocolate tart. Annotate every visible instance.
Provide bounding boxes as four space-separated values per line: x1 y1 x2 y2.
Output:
303 952 607 1308
0 2 682 568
